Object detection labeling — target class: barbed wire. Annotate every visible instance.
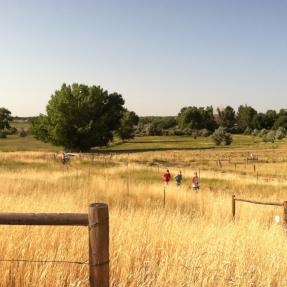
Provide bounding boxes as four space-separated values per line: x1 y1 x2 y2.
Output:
0 258 89 265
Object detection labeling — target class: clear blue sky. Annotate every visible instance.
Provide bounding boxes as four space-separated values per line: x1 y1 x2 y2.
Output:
0 0 286 116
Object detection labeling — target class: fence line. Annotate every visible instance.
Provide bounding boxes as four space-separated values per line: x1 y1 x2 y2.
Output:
232 195 287 223
0 203 109 287
234 198 282 206
0 259 88 265
0 213 88 226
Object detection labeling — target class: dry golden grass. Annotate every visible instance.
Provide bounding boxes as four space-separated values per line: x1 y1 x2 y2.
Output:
0 149 287 286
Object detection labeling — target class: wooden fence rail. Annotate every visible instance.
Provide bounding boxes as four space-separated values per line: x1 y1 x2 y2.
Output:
0 203 109 287
0 213 88 226
232 195 287 224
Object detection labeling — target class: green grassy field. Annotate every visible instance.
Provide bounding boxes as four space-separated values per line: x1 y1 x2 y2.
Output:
11 121 32 130
0 135 59 152
0 132 285 152
1 120 283 152
99 135 285 151
0 121 59 152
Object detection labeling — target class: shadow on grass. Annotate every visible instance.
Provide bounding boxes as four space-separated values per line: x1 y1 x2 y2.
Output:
92 146 222 154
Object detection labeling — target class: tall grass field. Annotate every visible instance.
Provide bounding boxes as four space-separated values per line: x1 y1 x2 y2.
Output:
0 148 287 286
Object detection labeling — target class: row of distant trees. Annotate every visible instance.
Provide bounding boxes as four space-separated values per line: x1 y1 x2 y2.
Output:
2 83 287 151
137 105 287 136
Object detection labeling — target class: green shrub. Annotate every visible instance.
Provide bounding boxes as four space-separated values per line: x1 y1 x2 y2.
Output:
263 131 276 143
244 127 252 135
5 127 17 135
0 131 7 139
19 129 28 137
199 129 210 137
276 128 286 140
259 129 268 137
224 133 233 145
252 129 259 136
182 128 192 136
192 130 198 139
211 127 233 146
174 129 185 136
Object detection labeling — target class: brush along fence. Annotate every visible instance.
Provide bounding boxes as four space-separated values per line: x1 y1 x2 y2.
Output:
232 195 287 223
0 203 109 287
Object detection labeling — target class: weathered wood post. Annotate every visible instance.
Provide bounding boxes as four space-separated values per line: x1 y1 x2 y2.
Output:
163 185 166 208
257 171 259 185
88 203 109 287
283 201 287 225
232 195 236 219
126 159 130 196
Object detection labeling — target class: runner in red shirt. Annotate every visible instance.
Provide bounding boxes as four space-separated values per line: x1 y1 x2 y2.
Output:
163 170 171 184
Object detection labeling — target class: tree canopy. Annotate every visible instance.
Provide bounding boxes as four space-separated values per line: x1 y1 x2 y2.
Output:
32 83 125 151
216 106 236 130
117 110 139 141
178 106 217 131
237 105 257 132
0 108 12 131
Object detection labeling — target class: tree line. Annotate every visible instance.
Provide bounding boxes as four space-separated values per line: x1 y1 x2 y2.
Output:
137 105 287 137
1 82 287 151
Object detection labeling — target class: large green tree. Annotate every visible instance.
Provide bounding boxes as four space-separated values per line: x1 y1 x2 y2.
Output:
265 110 278 129
32 83 125 151
273 115 287 130
252 113 268 130
237 105 257 132
0 108 12 131
217 106 236 129
178 106 217 131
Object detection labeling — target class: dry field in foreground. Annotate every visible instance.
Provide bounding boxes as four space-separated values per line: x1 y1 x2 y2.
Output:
0 149 287 286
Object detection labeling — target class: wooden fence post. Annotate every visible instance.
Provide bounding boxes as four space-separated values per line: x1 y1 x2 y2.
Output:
283 201 287 225
88 203 109 287
232 195 236 219
219 160 222 168
163 185 166 208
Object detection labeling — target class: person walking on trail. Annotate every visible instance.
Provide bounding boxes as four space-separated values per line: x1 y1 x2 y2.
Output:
175 171 183 186
163 170 171 185
192 172 200 191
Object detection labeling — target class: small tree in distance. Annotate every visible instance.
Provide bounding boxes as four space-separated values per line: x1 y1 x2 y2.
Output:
263 130 276 143
211 127 233 146
276 128 285 140
0 107 12 132
117 110 139 141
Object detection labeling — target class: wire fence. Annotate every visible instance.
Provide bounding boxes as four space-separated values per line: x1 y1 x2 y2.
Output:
232 195 287 222
0 203 109 287
0 258 89 265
